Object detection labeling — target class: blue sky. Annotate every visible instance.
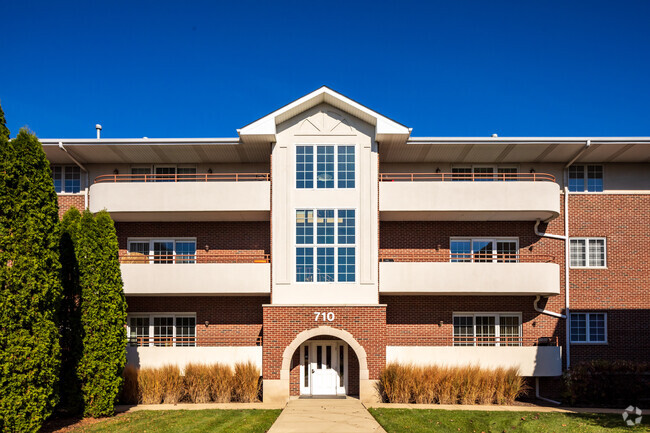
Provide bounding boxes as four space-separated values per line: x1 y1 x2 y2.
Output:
1 0 649 138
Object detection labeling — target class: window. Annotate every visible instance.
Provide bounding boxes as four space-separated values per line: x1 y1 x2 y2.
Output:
452 166 519 182
570 312 606 343
453 313 521 346
177 167 197 182
128 314 196 347
127 238 197 264
568 165 603 192
51 165 81 193
296 209 355 282
131 167 151 182
296 145 355 189
450 238 518 262
570 238 606 268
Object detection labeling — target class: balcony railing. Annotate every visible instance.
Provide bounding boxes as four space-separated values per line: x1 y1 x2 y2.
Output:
388 335 558 347
127 335 264 347
380 172 556 182
379 251 555 263
95 173 270 183
119 252 270 264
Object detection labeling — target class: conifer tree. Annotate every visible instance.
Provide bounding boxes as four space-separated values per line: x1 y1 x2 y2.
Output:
76 210 127 417
0 100 9 140
58 207 83 413
0 128 62 432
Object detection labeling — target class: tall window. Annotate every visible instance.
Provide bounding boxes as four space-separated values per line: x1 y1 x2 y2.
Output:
296 209 355 282
569 238 606 268
570 312 606 343
453 313 521 346
128 314 196 347
568 165 603 192
296 145 355 189
450 238 518 262
452 166 518 181
51 165 81 193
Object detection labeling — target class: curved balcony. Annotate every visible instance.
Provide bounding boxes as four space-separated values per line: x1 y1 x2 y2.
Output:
89 173 270 221
379 251 560 296
120 252 270 295
379 172 560 222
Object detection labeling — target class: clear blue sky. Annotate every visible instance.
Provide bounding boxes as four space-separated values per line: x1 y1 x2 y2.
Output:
2 0 649 138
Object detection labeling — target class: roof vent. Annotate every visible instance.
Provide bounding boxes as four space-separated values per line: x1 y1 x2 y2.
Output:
95 124 102 139
491 133 498 138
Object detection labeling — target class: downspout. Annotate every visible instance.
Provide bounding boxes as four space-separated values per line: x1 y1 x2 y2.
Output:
536 377 561 405
58 142 89 210
533 221 566 319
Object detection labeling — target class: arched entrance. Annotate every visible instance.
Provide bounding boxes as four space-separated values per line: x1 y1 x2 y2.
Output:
280 326 370 397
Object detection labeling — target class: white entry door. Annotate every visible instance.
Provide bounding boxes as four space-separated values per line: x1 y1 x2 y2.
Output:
300 341 347 396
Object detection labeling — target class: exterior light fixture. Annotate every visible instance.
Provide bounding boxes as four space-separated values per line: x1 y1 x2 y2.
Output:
113 169 119 175
204 244 210 252
435 167 441 173
204 321 209 327
439 321 443 327
530 168 536 174
207 168 213 174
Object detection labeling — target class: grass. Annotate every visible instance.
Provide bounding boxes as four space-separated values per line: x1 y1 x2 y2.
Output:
368 408 649 433
64 409 281 433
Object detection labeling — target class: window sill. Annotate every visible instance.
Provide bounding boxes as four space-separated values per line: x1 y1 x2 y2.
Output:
569 342 608 345
56 192 84 196
569 266 608 270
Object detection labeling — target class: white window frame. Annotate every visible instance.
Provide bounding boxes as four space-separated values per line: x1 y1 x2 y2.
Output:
569 237 607 268
51 164 83 194
127 313 197 347
449 237 519 262
294 208 357 283
452 312 523 346
127 238 197 263
295 144 357 190
570 312 608 344
567 164 604 193
450 165 520 180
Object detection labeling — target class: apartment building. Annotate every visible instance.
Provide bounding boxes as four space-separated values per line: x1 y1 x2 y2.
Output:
42 87 650 404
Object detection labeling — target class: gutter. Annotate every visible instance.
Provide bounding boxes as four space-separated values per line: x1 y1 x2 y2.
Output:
58 142 89 210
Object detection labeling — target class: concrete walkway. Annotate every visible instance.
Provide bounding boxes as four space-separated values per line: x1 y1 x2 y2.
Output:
366 402 625 414
267 398 386 433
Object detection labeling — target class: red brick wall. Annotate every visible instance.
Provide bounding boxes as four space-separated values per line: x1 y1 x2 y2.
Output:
56 194 85 218
568 194 650 364
263 305 386 383
115 221 270 259
127 296 268 346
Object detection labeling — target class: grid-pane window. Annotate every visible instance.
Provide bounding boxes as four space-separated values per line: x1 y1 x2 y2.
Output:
155 166 175 182
475 316 496 346
569 166 585 192
175 317 196 347
296 146 314 188
296 248 314 282
337 210 355 244
129 317 150 346
569 165 603 192
153 241 174 264
64 166 81 193
131 167 151 182
176 241 196 264
496 241 518 263
153 317 174 346
453 316 474 346
571 312 606 343
473 240 493 262
52 166 63 192
317 247 335 282
587 165 603 192
498 167 517 181
317 210 334 244
452 167 471 181
337 146 355 188
570 238 606 268
296 210 314 244
338 247 355 282
128 241 150 263
316 146 334 188
499 316 521 346
451 240 471 262
474 167 494 181
177 167 196 182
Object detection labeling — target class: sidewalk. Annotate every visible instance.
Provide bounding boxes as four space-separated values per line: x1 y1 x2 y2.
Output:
366 402 626 414
267 398 386 433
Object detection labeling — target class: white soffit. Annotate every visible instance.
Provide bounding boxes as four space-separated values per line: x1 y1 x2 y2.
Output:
237 86 411 142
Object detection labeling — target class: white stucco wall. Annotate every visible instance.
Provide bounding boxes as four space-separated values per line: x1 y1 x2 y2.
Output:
386 346 562 376
121 263 270 295
126 346 262 372
379 262 560 296
271 104 379 305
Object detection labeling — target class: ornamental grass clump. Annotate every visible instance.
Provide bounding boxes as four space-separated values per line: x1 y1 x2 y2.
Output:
138 367 164 404
379 363 414 403
232 361 261 403
209 363 233 403
121 364 140 404
160 364 184 404
184 363 212 403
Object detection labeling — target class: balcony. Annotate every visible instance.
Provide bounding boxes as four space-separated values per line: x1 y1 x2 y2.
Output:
379 172 560 221
120 252 270 295
89 173 270 221
379 252 560 296
386 336 562 377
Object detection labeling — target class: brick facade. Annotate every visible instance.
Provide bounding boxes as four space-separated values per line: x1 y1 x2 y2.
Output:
56 194 85 218
127 296 268 346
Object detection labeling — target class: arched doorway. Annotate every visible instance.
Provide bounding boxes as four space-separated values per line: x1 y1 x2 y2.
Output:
280 326 369 397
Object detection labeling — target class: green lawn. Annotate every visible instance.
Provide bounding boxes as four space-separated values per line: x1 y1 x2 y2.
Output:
368 408 649 433
69 409 281 433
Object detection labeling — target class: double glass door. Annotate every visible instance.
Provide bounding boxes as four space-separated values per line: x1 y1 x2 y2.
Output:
300 341 347 396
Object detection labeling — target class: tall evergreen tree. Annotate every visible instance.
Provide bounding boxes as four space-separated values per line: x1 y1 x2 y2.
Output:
58 208 83 414
0 100 9 140
76 210 127 417
0 128 62 432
